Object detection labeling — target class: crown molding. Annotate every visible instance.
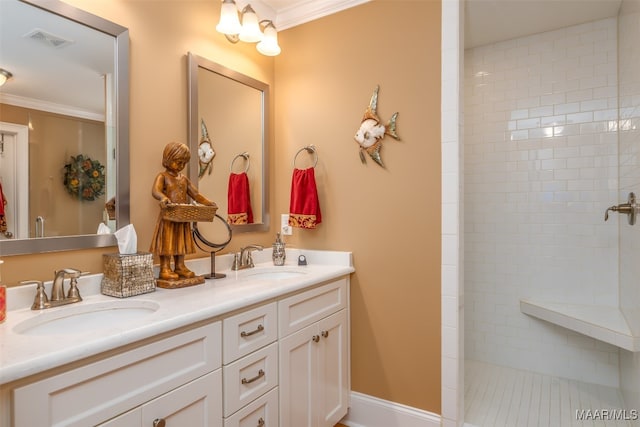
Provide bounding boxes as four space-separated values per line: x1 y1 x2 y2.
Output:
274 0 369 30
243 0 370 31
0 93 105 122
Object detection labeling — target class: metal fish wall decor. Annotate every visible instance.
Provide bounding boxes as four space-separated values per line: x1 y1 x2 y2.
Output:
353 85 400 168
198 118 215 178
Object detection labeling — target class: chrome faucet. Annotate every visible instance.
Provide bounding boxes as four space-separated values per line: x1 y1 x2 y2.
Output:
231 245 264 270
27 268 84 310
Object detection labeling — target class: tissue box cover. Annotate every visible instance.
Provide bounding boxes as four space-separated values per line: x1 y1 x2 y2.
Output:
101 252 155 298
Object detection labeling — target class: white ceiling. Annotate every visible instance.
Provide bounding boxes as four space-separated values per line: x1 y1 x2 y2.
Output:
260 0 623 48
0 0 113 119
465 0 622 48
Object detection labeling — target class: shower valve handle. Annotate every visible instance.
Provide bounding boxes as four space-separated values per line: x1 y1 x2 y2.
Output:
604 192 637 225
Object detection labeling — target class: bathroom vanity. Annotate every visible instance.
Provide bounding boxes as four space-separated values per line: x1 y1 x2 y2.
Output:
0 249 353 427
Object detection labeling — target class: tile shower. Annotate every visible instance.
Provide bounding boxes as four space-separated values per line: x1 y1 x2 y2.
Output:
464 0 640 424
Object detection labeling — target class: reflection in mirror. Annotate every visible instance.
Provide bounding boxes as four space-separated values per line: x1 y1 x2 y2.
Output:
0 0 129 256
188 52 269 239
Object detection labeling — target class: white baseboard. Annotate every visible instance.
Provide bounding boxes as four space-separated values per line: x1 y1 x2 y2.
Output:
339 391 441 427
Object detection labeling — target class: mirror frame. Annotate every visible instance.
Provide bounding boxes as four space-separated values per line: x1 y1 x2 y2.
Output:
187 52 269 233
0 0 129 256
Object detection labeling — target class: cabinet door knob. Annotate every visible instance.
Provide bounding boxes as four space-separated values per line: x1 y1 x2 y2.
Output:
257 417 265 426
312 335 320 343
321 330 329 338
153 419 166 427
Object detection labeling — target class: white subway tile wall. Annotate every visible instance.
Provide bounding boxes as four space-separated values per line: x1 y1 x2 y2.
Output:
618 0 640 412
441 0 464 425
464 18 621 387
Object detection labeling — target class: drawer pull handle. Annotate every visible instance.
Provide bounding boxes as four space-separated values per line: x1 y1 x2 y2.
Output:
321 330 329 338
240 324 264 337
312 335 320 343
153 419 166 427
242 368 265 384
257 417 265 427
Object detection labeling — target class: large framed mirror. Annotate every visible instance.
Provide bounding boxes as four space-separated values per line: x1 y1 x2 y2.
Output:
188 52 269 236
0 0 129 256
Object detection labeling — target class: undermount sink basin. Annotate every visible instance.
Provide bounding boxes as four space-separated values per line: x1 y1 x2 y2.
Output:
244 268 307 280
13 300 160 336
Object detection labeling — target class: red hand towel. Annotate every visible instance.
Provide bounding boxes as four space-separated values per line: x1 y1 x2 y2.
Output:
227 172 253 225
0 182 6 233
289 168 322 229
0 182 5 216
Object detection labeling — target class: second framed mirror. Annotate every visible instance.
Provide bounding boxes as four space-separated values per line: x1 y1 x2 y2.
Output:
187 52 269 238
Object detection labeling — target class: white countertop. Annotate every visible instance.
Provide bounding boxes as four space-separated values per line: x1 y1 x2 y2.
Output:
0 249 354 385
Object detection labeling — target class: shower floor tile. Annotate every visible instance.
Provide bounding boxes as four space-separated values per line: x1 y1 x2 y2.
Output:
464 360 633 427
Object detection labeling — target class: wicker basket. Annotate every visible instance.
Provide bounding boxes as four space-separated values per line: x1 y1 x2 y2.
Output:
162 203 217 222
101 252 156 298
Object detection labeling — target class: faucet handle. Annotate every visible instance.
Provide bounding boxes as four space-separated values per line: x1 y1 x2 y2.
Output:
61 268 82 278
66 277 83 301
231 253 241 270
246 252 255 268
245 245 264 267
605 192 638 225
243 245 263 267
22 280 48 310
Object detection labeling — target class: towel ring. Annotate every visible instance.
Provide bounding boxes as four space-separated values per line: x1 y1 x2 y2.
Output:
230 152 250 173
293 145 318 169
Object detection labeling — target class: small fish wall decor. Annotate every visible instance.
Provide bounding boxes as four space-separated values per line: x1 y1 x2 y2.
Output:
198 118 215 178
353 85 400 168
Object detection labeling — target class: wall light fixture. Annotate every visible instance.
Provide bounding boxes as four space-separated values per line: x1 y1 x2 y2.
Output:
216 0 281 56
0 68 13 87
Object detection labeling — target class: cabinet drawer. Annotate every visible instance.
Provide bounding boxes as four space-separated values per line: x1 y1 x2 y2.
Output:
223 302 277 364
99 370 222 427
224 387 278 427
13 322 221 427
141 370 223 426
278 278 347 337
223 342 278 416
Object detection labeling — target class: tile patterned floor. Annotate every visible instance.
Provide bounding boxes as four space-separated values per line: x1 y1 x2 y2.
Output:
465 360 633 426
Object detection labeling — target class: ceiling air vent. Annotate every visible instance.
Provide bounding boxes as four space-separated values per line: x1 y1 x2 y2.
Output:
23 28 74 49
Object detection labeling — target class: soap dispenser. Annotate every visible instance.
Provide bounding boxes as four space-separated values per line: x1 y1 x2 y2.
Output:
272 232 286 266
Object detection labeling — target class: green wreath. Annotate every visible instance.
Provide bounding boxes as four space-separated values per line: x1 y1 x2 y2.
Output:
63 154 105 201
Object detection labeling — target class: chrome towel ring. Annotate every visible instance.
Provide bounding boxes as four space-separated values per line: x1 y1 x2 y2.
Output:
230 152 250 173
293 145 318 169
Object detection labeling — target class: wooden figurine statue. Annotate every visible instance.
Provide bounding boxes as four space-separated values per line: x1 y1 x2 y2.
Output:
150 141 217 287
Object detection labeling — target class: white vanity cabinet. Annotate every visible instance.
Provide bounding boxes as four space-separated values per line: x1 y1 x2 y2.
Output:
278 279 349 427
222 302 279 426
2 260 353 427
12 323 222 427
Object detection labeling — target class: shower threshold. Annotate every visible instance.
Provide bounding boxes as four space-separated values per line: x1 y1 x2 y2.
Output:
520 299 639 352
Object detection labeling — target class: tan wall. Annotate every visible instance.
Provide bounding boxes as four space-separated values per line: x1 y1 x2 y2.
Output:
1 104 106 237
274 0 442 413
1 0 441 415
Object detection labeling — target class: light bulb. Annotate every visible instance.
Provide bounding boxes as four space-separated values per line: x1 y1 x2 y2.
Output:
239 5 263 43
257 22 281 56
0 69 12 87
216 0 241 35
